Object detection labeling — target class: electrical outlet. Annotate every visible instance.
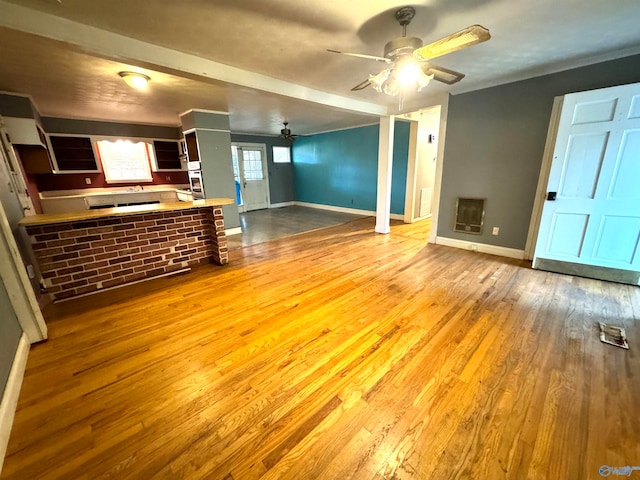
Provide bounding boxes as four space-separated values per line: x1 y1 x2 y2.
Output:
470 244 478 252
492 227 500 236
166 176 171 181
85 177 91 185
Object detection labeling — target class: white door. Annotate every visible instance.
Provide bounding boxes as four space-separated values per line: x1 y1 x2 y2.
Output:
533 82 640 280
233 144 269 212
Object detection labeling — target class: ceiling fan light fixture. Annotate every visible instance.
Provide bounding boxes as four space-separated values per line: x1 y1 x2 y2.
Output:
119 71 150 90
369 69 392 94
396 58 422 86
369 60 434 97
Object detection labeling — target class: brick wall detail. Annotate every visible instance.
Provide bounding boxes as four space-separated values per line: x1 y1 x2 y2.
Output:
26 206 228 301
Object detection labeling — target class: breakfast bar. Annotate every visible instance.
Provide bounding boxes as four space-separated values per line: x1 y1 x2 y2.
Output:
20 198 235 301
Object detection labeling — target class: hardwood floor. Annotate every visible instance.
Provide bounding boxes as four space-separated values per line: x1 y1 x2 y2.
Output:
3 217 639 479
228 205 366 249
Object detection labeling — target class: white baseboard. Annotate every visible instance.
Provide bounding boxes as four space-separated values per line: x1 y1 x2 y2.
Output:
270 202 295 209
295 201 374 217
0 334 29 476
225 227 242 236
294 201 404 221
435 236 525 260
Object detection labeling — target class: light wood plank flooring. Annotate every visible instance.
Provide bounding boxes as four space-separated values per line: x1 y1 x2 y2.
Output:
3 218 639 479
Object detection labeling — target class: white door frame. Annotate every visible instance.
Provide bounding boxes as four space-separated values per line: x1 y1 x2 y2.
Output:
232 142 270 211
0 117 35 216
393 95 449 241
0 128 46 342
399 104 444 225
524 96 563 260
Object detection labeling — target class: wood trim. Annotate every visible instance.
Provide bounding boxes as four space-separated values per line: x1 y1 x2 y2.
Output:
269 202 295 209
435 235 525 259
524 96 563 261
225 226 242 236
403 120 419 223
0 333 29 476
429 96 449 244
294 201 406 220
0 198 47 343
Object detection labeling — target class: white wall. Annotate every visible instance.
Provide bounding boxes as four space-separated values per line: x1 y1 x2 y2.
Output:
413 107 440 218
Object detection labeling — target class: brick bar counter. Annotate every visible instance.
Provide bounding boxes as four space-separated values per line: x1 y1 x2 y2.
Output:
19 198 234 301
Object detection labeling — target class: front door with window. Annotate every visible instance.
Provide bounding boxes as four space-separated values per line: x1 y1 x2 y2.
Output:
232 144 269 211
533 82 640 284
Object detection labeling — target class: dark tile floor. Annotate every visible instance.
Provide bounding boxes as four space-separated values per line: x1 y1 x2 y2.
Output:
227 205 367 249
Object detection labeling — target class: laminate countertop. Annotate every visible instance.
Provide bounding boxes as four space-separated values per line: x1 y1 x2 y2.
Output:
19 198 235 227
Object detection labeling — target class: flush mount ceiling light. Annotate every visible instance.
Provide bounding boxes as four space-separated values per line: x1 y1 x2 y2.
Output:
118 71 150 90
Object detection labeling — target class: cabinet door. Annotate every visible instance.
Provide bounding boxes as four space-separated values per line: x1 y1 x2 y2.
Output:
16 145 53 174
184 132 199 161
153 141 182 170
49 136 99 172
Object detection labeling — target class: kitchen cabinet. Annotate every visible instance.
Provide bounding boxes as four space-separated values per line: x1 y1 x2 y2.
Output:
3 117 47 146
185 131 199 161
16 145 54 174
40 190 180 214
48 135 100 172
153 140 183 171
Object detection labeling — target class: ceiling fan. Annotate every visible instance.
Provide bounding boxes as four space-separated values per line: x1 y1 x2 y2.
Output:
328 6 491 96
280 122 296 142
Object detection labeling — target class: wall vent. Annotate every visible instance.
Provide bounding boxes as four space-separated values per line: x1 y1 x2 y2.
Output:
454 198 485 235
419 187 432 217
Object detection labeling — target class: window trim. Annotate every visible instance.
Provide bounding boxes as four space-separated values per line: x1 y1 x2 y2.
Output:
95 138 154 184
272 145 292 164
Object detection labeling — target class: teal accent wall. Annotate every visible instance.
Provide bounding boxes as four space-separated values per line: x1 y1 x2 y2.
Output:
292 121 410 215
391 121 409 214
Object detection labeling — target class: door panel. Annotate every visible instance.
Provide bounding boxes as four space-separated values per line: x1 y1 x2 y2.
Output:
629 95 640 118
571 98 617 124
534 82 640 280
558 133 607 199
546 213 588 257
233 144 269 212
592 216 640 265
608 129 640 200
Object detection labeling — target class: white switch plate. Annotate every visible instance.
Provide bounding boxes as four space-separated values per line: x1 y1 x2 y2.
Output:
85 177 91 185
492 227 499 235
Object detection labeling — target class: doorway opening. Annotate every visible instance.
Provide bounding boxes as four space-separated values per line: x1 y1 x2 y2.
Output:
231 143 270 212
397 103 446 238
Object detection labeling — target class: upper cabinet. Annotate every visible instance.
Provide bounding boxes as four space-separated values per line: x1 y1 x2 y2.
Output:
152 140 184 171
3 117 47 147
184 131 199 162
3 117 55 174
48 135 100 172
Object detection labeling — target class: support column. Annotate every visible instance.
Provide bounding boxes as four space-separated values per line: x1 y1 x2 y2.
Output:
210 206 229 265
375 115 395 234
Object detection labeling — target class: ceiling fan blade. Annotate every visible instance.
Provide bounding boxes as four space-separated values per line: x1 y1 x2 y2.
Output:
327 49 391 63
414 25 491 61
351 79 371 91
421 64 466 85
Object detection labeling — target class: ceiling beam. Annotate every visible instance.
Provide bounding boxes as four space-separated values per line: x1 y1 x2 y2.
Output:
0 1 388 117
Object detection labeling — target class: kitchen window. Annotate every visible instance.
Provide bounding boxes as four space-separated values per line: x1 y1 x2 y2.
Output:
272 146 291 164
96 140 154 183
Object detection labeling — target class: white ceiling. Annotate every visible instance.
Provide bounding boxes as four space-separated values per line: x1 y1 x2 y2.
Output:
1 0 639 135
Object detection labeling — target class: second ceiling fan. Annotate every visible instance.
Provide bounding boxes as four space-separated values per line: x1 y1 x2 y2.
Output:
328 6 491 96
